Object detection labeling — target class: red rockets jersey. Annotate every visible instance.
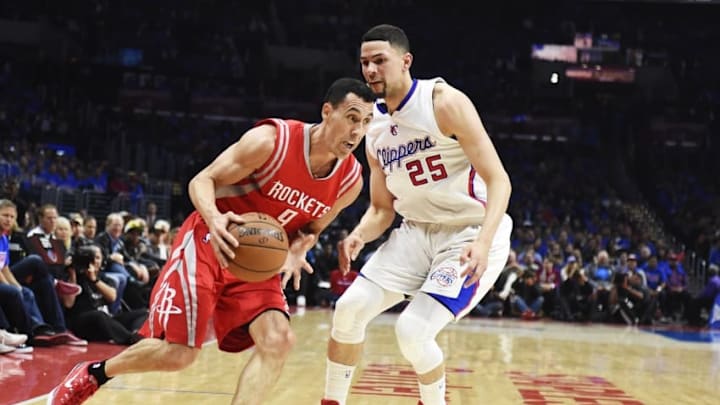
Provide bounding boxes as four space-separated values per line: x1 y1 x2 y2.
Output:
215 118 362 236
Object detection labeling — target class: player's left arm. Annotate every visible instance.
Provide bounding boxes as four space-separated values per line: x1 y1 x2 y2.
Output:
281 178 364 290
433 82 512 281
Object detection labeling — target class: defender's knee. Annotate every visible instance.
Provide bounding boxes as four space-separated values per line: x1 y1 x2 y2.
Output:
162 344 199 371
331 293 370 344
395 312 444 374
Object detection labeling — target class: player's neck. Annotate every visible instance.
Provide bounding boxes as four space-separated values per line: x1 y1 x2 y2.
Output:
384 76 414 113
308 125 336 178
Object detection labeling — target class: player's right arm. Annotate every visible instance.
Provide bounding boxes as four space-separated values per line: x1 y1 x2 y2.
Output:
188 124 276 268
338 152 396 273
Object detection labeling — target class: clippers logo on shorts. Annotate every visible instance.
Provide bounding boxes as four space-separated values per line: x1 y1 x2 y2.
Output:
390 124 398 136
430 267 458 288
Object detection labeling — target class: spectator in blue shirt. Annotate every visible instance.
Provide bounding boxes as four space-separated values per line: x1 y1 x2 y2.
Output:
643 256 667 291
708 238 720 268
663 253 690 320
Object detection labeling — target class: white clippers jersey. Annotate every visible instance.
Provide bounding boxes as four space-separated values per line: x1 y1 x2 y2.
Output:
365 77 488 226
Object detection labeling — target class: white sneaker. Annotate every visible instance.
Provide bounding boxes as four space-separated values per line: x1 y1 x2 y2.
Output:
0 329 28 347
0 342 15 354
13 344 34 354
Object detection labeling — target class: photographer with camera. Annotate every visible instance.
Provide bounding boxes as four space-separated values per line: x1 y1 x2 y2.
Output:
62 245 147 345
557 267 597 322
608 259 657 325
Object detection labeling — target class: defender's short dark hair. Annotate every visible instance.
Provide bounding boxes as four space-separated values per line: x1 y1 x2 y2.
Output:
361 24 410 53
324 78 376 106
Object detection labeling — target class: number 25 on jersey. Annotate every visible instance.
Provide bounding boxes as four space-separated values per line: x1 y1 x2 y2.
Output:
406 154 448 186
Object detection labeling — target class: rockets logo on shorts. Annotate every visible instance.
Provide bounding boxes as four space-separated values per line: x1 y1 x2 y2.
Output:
149 280 183 332
202 233 211 244
429 267 458 287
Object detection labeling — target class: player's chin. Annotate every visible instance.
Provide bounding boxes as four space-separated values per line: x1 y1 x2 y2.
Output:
336 144 355 157
368 81 384 93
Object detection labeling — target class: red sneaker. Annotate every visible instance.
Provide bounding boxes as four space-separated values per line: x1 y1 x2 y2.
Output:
46 362 99 405
320 400 340 405
56 331 89 346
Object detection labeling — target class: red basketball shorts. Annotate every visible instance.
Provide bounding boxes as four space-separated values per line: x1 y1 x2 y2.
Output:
139 211 289 352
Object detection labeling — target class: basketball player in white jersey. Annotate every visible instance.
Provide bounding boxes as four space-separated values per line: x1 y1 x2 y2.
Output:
322 25 513 405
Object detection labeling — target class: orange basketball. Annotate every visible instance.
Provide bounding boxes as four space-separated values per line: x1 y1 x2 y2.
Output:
226 212 289 282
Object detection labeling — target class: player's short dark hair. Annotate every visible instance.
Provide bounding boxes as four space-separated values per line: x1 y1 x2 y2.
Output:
323 78 376 106
361 24 410 53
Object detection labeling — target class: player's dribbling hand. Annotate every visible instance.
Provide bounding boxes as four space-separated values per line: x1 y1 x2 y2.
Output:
338 233 364 275
208 211 246 268
460 240 490 287
281 231 316 290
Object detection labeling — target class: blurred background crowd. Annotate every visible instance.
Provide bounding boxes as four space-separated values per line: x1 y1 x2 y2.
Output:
1 0 720 354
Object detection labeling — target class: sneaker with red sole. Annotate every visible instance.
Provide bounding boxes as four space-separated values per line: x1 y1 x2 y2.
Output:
30 333 61 347
320 400 340 405
47 362 99 405
55 331 89 346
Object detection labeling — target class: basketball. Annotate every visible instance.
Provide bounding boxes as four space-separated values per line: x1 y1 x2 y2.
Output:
226 212 289 282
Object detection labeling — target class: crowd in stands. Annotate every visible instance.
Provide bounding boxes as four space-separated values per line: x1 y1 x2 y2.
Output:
1 0 720 358
1 199 173 354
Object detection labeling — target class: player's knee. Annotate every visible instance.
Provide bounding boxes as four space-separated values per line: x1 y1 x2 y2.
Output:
395 312 443 373
395 313 419 345
331 293 369 344
332 292 358 321
254 325 296 357
162 344 199 371
395 311 422 353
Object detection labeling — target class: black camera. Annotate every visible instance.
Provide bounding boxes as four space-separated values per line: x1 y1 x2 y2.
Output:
72 246 96 276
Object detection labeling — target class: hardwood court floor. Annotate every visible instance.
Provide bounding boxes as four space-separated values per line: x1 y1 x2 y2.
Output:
8 308 720 405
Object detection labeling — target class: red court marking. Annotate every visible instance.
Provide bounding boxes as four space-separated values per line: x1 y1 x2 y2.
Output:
351 363 474 402
506 371 644 404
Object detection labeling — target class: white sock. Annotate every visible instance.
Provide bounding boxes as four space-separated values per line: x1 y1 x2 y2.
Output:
324 359 356 404
419 374 446 405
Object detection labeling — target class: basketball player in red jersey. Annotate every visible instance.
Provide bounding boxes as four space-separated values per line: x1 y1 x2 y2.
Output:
48 78 375 405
